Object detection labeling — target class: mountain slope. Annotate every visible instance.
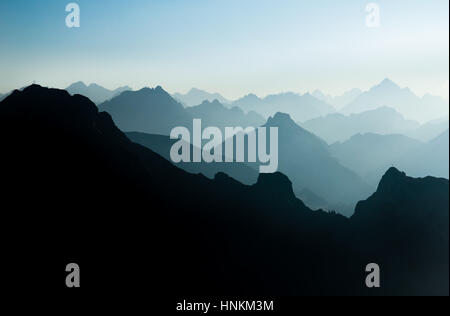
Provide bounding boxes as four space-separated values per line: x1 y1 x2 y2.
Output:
126 132 259 185
99 86 192 135
342 78 449 122
405 117 449 142
232 92 335 122
185 100 265 130
0 85 447 296
330 133 423 185
312 88 362 110
263 113 374 215
395 129 449 179
303 106 420 144
173 88 230 106
66 81 131 104
351 168 449 295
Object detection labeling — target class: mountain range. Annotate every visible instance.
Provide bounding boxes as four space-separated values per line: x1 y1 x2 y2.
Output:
312 88 362 110
1 85 447 296
66 81 131 104
98 86 193 135
341 78 448 123
185 100 265 130
173 88 230 106
330 131 449 186
302 106 421 144
231 92 335 122
263 113 373 215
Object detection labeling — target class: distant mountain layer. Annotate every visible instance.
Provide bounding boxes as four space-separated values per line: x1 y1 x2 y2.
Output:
99 88 266 136
303 107 421 144
405 118 449 142
331 131 449 186
341 78 449 123
173 88 230 106
185 100 265 130
98 86 193 135
1 85 447 295
264 113 373 216
232 92 335 122
312 88 362 110
66 81 131 104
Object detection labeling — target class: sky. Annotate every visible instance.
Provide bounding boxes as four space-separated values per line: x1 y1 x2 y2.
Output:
0 0 449 99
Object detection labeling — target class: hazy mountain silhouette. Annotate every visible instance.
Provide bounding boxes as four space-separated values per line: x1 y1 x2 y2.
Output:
0 85 447 296
173 88 230 107
0 93 4 101
126 132 259 185
263 113 373 215
330 133 423 185
342 78 449 123
98 86 192 135
331 131 449 186
303 106 420 144
312 88 362 110
394 129 449 179
66 81 131 104
185 100 265 130
405 117 449 142
232 92 335 122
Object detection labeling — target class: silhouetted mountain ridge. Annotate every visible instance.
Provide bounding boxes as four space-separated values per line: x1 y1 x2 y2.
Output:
0 85 447 296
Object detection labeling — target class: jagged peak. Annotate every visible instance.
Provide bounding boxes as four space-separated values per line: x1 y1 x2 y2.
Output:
255 172 295 197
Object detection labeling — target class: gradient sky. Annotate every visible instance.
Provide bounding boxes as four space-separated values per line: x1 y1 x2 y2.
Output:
0 0 448 99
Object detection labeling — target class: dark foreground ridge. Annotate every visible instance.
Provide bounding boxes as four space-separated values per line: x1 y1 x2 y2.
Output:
0 85 448 296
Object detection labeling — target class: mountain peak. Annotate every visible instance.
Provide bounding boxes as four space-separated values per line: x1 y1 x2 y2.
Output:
265 112 298 129
377 78 400 89
377 167 407 192
256 172 295 198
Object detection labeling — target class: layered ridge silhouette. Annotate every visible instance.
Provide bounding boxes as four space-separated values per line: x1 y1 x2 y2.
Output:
0 85 448 296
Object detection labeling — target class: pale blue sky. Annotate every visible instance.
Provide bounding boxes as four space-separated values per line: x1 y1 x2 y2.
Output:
0 0 448 99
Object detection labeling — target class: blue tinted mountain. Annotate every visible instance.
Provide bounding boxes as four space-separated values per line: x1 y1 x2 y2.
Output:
232 92 335 122
330 133 423 185
66 81 131 104
263 113 374 216
405 117 449 142
312 88 362 110
331 131 449 185
303 106 420 144
173 88 230 106
185 100 265 130
98 86 192 135
342 78 448 123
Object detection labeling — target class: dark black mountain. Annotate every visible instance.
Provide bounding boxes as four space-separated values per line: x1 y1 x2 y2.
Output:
0 85 447 297
351 168 449 295
185 99 265 130
98 86 192 135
